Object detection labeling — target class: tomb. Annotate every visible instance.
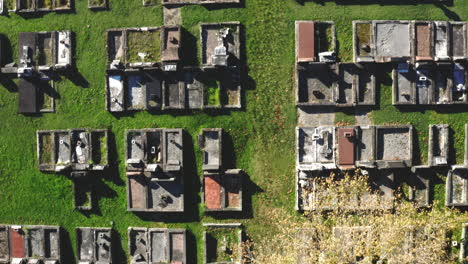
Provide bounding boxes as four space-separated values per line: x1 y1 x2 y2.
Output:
336 127 356 169
296 63 337 106
88 0 107 9
203 223 242 264
461 223 468 262
36 129 109 172
203 169 243 212
0 225 61 264
3 0 71 13
446 166 468 207
16 31 72 72
295 21 336 63
451 22 467 61
297 169 394 211
408 166 432 207
161 0 239 5
199 128 223 171
198 128 244 212
296 63 376 107
374 125 413 169
76 227 112 264
353 20 468 63
107 26 181 71
126 128 185 212
200 22 241 68
18 77 55 114
465 124 468 166
106 68 164 112
106 67 241 112
414 21 434 61
297 125 413 170
296 126 336 171
428 124 450 166
128 227 186 264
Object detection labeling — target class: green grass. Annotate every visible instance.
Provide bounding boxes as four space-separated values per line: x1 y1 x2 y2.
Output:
0 0 466 263
126 30 161 63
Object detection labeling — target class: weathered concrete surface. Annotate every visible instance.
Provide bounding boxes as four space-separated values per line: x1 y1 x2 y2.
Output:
354 108 372 125
163 7 181 26
375 23 411 57
297 107 335 127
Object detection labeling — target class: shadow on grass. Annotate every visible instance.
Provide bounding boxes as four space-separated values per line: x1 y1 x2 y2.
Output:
295 0 453 6
60 227 76 264
111 229 127 264
186 230 198 264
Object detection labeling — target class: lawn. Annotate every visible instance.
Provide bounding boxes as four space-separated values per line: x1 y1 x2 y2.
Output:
0 0 466 263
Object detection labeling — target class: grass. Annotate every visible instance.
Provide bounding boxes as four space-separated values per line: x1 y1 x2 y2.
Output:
205 80 220 106
0 0 466 264
126 30 161 63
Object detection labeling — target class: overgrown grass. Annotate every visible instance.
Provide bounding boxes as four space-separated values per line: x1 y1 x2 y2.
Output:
0 0 466 264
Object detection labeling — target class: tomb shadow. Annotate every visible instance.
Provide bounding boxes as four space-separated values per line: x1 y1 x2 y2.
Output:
60 227 76 264
102 130 125 186
202 0 245 10
111 229 127 264
180 29 198 66
186 230 198 264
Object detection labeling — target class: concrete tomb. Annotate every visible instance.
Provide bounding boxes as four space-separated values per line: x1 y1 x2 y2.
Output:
446 166 468 207
126 128 185 212
36 129 108 172
198 128 243 212
392 62 467 105
201 22 240 67
353 20 468 63
428 124 450 166
2 0 71 13
107 26 181 70
295 21 336 63
297 125 413 171
296 63 376 107
408 166 432 208
76 227 112 264
128 227 186 264
0 225 61 264
203 223 242 264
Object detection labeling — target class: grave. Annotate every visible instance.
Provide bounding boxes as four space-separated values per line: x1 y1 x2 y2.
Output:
428 124 450 166
76 227 112 264
128 228 186 264
408 166 432 207
125 128 185 212
203 223 242 264
36 129 108 172
295 21 336 63
446 166 468 207
0 225 61 264
107 26 181 70
201 22 241 67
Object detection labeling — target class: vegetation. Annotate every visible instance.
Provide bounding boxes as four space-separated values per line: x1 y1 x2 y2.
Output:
0 1 466 264
245 173 468 264
205 79 221 106
126 30 161 63
89 0 106 7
